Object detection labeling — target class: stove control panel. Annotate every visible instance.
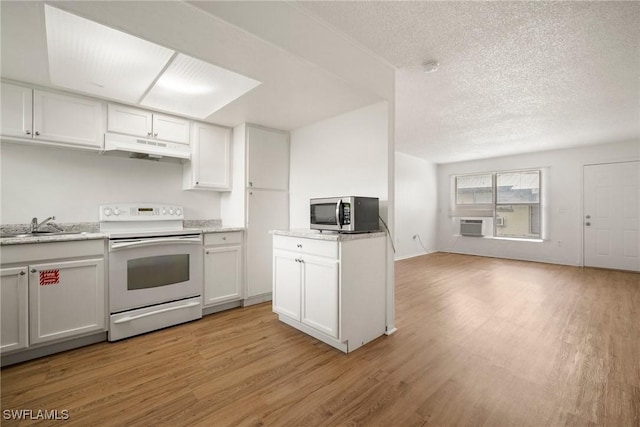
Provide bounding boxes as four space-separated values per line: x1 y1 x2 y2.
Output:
99 203 184 221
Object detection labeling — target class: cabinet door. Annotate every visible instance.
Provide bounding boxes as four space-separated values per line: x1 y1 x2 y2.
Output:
301 256 339 338
204 245 242 306
188 122 231 190
29 258 105 344
272 250 301 320
0 82 33 138
247 126 289 190
153 113 190 144
247 189 289 297
34 90 103 148
107 104 152 138
0 266 29 354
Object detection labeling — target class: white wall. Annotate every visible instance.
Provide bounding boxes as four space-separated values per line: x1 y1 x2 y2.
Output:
0 143 220 224
289 101 390 228
394 152 438 260
437 140 640 266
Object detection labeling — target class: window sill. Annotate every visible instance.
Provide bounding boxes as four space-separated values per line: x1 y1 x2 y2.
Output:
456 235 544 243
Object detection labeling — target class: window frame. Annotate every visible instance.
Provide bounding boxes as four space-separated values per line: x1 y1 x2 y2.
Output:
453 169 542 240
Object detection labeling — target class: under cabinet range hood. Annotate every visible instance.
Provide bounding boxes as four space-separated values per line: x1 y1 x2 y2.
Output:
102 133 190 161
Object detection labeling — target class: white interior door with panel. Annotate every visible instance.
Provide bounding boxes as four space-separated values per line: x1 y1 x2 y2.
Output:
0 267 29 354
584 161 640 271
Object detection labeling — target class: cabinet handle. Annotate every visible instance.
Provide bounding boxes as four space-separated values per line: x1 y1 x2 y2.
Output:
35 131 40 136
25 130 31 135
196 181 199 185
19 271 26 276
30 268 37 273
299 258 304 263
154 133 158 137
296 244 302 248
147 131 152 137
222 237 227 240
205 250 210 254
249 182 253 187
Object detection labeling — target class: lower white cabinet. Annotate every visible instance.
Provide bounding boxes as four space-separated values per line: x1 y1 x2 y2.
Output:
272 233 386 353
29 258 105 345
0 240 106 355
0 267 29 353
203 232 243 306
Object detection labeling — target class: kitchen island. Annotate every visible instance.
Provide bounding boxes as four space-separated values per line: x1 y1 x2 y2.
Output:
271 229 387 353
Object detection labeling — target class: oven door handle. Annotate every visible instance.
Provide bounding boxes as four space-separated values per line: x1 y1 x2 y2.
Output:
110 237 202 251
113 301 201 324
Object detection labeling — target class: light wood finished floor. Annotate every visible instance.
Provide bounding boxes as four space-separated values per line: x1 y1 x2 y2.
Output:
2 253 639 426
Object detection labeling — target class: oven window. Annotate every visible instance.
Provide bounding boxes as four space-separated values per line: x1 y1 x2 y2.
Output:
311 204 337 225
127 254 190 290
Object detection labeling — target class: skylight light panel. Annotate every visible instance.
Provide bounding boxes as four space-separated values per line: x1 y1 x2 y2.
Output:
141 53 261 119
44 5 174 103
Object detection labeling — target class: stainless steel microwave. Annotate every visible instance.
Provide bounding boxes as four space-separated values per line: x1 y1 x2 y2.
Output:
310 196 379 233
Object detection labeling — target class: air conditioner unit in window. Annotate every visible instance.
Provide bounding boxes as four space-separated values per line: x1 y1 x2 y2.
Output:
495 217 505 227
460 219 483 237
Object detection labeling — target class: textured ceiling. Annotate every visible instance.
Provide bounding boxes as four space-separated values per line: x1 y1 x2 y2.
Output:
299 1 640 163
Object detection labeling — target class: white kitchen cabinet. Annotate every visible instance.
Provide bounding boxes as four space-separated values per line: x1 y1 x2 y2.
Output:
203 232 243 306
246 125 290 190
272 233 386 353
247 189 289 297
0 82 32 138
107 104 190 144
0 267 29 354
0 240 107 356
183 122 232 190
29 258 105 345
1 81 103 149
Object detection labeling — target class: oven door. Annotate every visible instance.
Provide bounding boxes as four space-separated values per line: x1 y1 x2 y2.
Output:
108 234 203 313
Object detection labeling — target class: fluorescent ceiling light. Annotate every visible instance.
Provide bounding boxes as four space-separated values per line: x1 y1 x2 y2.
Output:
142 53 261 119
44 5 174 103
44 6 261 118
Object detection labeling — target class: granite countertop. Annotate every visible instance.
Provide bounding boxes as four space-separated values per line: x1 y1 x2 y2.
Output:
271 229 386 241
1 219 241 246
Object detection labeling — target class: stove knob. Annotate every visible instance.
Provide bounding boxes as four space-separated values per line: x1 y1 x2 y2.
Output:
176 208 182 216
103 207 112 217
169 208 175 215
162 208 167 215
113 208 120 216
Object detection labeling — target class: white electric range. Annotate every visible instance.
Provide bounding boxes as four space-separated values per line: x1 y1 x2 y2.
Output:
99 203 203 341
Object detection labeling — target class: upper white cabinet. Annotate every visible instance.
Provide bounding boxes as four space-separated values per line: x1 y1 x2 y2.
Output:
107 104 190 144
183 122 232 191
1 81 103 149
247 126 289 190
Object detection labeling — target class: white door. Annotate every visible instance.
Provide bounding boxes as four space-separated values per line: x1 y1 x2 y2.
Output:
0 82 33 138
29 258 105 344
107 104 152 138
192 123 231 189
247 126 290 190
203 245 242 306
153 113 190 144
0 266 29 353
301 256 339 338
584 161 640 271
246 189 289 297
272 250 301 320
34 90 103 148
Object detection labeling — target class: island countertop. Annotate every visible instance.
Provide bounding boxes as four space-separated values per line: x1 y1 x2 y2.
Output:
270 229 386 241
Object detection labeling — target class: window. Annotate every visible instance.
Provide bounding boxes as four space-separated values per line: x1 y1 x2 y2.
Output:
454 170 542 239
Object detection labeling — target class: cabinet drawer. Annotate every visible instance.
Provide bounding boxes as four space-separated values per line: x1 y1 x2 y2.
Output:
273 236 337 259
204 232 242 246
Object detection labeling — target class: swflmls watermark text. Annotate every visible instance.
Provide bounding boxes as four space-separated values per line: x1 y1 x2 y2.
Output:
3 409 70 421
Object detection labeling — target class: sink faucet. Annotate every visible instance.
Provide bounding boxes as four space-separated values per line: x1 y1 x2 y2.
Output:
31 216 56 233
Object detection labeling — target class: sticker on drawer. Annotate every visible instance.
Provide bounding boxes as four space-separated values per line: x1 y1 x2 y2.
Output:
40 270 60 286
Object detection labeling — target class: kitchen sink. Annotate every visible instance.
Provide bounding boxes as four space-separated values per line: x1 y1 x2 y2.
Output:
0 231 85 238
